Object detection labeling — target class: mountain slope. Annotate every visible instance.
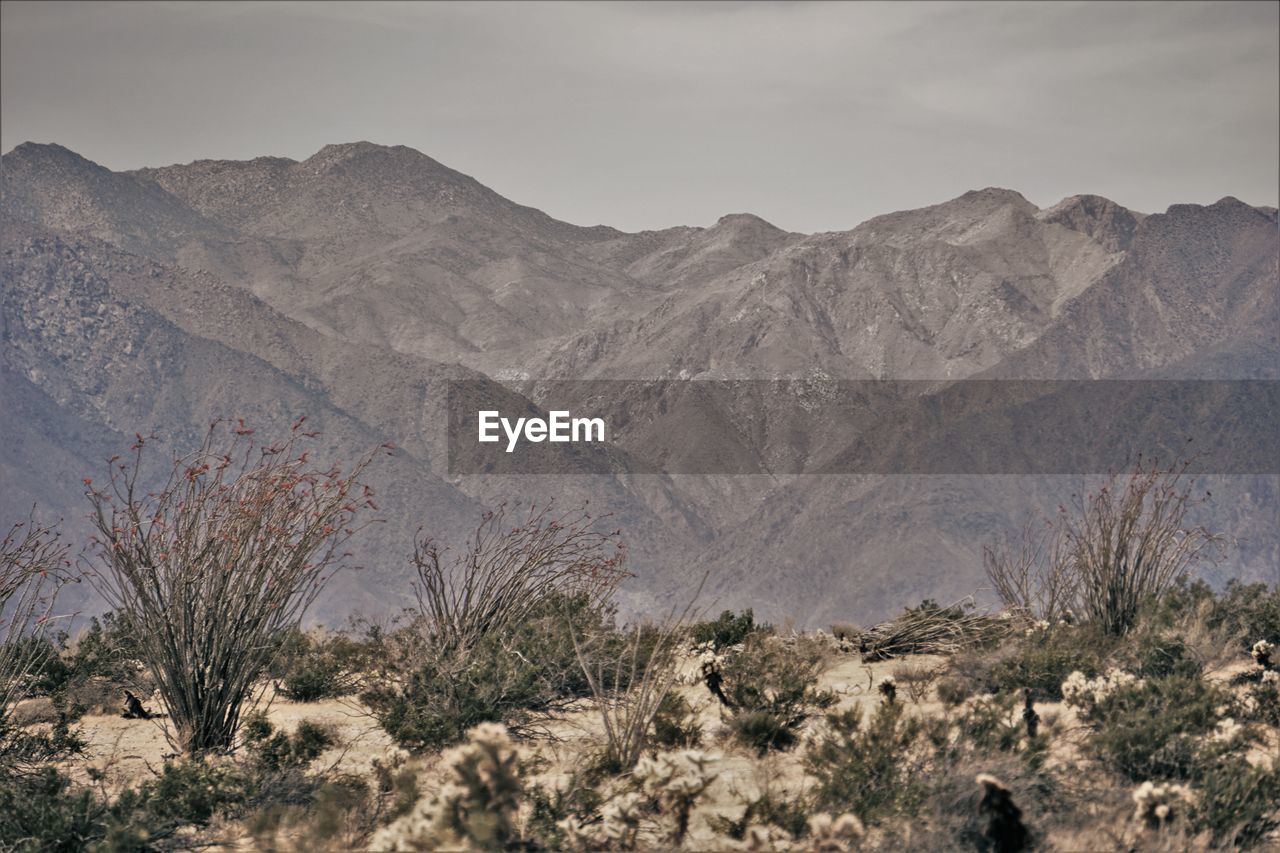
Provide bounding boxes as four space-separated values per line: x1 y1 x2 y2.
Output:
3 140 1276 625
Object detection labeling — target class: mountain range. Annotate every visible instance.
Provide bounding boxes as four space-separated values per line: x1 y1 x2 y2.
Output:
2 141 1277 626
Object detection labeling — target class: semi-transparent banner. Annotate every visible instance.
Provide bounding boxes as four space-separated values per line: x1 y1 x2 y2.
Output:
445 379 1279 475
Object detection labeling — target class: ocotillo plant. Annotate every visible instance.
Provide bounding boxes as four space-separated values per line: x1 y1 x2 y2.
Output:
1065 459 1224 636
86 418 383 754
1 512 73 764
987 458 1225 636
412 502 629 654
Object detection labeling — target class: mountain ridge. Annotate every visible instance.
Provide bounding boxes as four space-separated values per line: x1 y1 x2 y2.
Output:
3 140 1276 625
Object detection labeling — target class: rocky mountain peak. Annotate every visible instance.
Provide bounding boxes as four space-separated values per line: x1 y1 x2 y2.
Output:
1037 193 1140 253
300 141 452 180
4 141 99 167
712 212 783 231
958 187 1036 208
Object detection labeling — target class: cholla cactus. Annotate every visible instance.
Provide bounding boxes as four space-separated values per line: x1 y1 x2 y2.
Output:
742 823 795 851
599 792 646 848
1210 717 1243 744
1251 639 1274 670
558 791 647 852
1061 668 1142 708
1132 780 1193 829
700 645 738 708
807 812 865 852
633 749 720 846
1262 669 1279 685
1022 619 1051 637
369 723 524 851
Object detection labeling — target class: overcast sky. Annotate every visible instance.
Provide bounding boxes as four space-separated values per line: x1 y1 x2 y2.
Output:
2 1 1276 232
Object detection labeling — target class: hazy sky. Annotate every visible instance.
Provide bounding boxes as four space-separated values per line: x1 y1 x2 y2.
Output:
2 1 1277 232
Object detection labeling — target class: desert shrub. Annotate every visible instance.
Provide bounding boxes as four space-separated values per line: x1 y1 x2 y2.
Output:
1190 756 1280 848
0 711 345 851
371 756 421 825
1 613 153 721
2 514 74 772
252 755 421 851
714 790 811 841
271 627 375 702
721 634 835 754
0 694 86 776
0 767 110 852
1081 674 1229 781
651 690 701 749
366 592 629 752
807 701 926 823
1145 576 1217 627
241 710 335 771
731 710 805 755
1238 679 1280 726
985 517 1078 624
64 612 143 684
524 775 605 852
949 692 1026 754
935 676 973 707
247 774 380 852
107 716 340 848
1069 463 1225 636
960 624 1115 700
1129 631 1201 680
576 599 692 772
899 750 1054 853
122 758 252 829
280 660 348 704
689 608 764 650
632 750 720 847
0 634 71 697
553 750 723 850
892 663 938 703
1206 580 1280 651
1 611 156 723
0 759 250 851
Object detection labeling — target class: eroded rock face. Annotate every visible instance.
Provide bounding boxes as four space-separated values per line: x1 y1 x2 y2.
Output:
1037 193 1142 254
3 141 1277 625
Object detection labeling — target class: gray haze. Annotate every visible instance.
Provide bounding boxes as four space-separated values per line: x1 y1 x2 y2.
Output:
2 0 1277 233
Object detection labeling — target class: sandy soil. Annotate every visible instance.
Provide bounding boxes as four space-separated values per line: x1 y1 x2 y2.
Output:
41 689 399 793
